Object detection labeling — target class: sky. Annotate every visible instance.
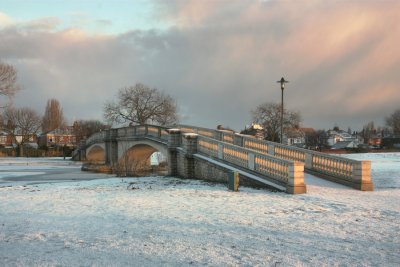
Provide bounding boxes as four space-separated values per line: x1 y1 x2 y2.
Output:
0 0 399 131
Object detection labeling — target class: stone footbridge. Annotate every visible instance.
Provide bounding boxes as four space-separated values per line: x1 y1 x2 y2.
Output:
72 124 373 194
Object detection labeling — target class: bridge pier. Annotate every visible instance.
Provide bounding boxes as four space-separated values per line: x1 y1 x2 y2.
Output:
76 140 87 161
167 129 181 176
105 129 118 166
180 133 198 178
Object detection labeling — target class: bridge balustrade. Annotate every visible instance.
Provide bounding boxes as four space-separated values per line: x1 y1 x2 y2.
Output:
198 138 218 158
85 131 106 147
241 136 365 186
243 138 269 153
111 125 169 141
179 124 373 191
197 136 301 187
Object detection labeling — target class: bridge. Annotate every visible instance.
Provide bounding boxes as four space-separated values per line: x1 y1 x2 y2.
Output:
72 124 373 194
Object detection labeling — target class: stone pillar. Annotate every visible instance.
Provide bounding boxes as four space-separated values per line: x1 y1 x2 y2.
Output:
167 129 181 176
182 133 198 178
286 162 307 194
353 161 373 191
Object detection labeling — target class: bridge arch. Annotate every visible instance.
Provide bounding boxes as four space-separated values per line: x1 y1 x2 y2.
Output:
86 144 106 162
116 139 169 176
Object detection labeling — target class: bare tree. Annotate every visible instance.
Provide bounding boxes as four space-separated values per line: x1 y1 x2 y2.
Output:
386 109 400 135
42 98 66 132
104 83 178 126
252 102 301 142
2 107 42 156
73 120 110 144
0 62 20 108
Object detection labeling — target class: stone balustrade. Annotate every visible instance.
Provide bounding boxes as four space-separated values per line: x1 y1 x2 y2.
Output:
179 124 373 191
197 135 306 193
85 131 106 147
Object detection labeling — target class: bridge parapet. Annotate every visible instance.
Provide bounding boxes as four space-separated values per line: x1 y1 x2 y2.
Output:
86 131 106 147
114 125 169 141
179 124 373 191
196 135 306 194
238 134 373 191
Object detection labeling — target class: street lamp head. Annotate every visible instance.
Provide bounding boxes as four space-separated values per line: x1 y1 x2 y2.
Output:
277 77 289 90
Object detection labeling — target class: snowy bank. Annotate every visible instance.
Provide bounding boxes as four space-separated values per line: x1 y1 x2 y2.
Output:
0 154 399 266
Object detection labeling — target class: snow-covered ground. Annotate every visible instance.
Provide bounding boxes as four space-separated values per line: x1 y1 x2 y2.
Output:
0 154 399 266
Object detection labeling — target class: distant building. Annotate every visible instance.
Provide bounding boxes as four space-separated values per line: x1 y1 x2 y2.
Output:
240 123 265 140
0 131 38 148
0 131 13 147
38 126 77 148
284 128 305 146
322 129 359 148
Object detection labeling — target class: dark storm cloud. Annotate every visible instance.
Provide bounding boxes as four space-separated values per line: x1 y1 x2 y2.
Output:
1 0 399 131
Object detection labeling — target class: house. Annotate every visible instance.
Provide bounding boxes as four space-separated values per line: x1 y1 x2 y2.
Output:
240 123 264 140
0 131 38 148
284 128 305 146
38 126 77 148
283 128 316 147
323 129 359 148
331 140 357 149
0 131 13 147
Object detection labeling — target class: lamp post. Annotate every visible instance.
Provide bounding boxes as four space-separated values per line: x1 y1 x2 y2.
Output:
277 77 289 144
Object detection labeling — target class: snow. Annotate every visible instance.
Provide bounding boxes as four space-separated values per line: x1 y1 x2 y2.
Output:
1 154 399 266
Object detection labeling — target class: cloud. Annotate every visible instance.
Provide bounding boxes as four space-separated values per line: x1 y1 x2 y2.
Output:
0 0 399 131
0 11 13 27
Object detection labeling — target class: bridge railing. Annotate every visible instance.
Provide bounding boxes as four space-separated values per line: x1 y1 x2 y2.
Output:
112 125 169 142
236 134 371 190
179 124 372 191
83 124 170 147
85 131 106 147
196 135 305 193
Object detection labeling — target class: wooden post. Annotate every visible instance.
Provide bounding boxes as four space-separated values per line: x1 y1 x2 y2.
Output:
228 171 239 192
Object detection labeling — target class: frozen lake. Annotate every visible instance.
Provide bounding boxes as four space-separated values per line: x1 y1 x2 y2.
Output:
0 154 399 266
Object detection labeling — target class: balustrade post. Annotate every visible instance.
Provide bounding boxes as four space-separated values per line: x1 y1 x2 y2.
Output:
218 143 223 160
286 162 306 194
234 134 244 147
214 130 223 141
352 161 373 191
158 127 162 138
305 153 313 170
268 143 275 156
248 153 255 171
